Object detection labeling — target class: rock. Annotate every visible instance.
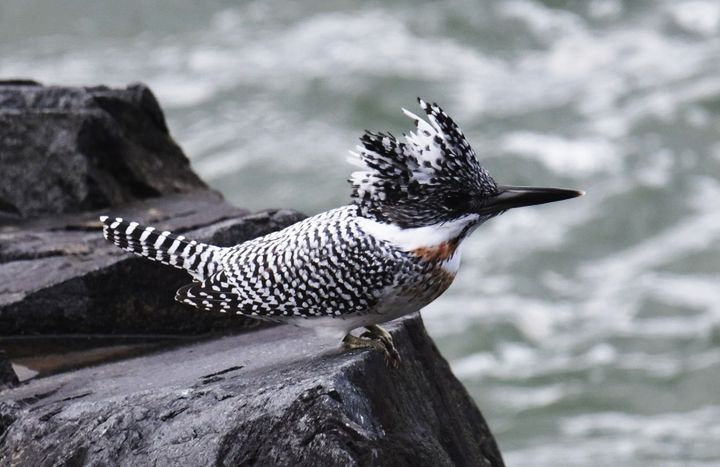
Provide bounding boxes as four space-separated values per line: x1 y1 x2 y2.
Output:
0 191 305 335
0 316 504 466
0 81 206 221
0 352 18 388
0 81 305 335
0 82 504 465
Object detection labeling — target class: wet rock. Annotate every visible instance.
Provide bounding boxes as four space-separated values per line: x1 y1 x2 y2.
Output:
0 81 305 335
0 351 18 388
0 191 305 335
0 81 206 221
0 81 504 465
0 316 504 466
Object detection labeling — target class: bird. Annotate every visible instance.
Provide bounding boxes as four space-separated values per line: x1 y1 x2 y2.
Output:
100 99 583 366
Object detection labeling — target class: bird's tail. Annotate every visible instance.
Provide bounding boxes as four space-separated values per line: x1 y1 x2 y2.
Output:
100 216 223 280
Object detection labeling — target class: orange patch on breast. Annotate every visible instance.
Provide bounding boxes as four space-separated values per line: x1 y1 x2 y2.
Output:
412 240 459 262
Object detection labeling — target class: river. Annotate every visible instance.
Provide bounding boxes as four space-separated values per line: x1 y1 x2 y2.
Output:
2 1 719 464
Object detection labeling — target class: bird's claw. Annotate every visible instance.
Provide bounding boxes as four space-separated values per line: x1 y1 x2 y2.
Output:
361 325 401 368
343 326 402 368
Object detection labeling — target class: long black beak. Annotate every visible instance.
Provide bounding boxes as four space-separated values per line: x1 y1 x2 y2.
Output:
477 185 584 215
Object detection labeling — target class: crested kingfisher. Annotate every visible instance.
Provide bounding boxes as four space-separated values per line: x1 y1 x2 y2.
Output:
101 99 583 366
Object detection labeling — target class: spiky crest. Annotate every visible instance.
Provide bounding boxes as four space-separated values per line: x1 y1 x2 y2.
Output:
348 99 498 227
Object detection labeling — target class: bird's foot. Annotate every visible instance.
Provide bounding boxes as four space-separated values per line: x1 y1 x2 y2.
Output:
363 325 401 367
342 325 401 368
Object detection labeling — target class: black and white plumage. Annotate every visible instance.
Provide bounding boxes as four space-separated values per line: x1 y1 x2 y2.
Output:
101 99 582 362
102 205 457 333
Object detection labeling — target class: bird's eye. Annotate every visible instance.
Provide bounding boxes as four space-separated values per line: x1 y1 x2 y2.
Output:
443 193 467 211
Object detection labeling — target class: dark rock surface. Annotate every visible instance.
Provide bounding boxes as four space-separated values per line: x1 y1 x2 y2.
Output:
0 191 305 335
0 81 206 221
0 81 305 335
0 316 504 466
0 82 504 466
0 352 18 388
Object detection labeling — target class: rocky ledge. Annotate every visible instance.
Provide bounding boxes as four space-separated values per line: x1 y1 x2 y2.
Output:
0 317 503 466
0 82 504 466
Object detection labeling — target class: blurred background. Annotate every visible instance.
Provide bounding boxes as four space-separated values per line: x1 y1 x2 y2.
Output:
2 0 720 465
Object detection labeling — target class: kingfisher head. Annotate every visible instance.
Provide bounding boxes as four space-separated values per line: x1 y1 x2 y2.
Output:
349 99 583 230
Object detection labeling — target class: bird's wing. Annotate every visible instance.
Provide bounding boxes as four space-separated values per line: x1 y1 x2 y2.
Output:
175 206 404 319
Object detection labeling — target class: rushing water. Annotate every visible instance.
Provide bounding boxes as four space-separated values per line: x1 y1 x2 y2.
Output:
2 1 720 464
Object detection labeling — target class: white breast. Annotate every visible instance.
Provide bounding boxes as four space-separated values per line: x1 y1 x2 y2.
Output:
356 214 478 274
441 248 462 274
355 214 479 249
